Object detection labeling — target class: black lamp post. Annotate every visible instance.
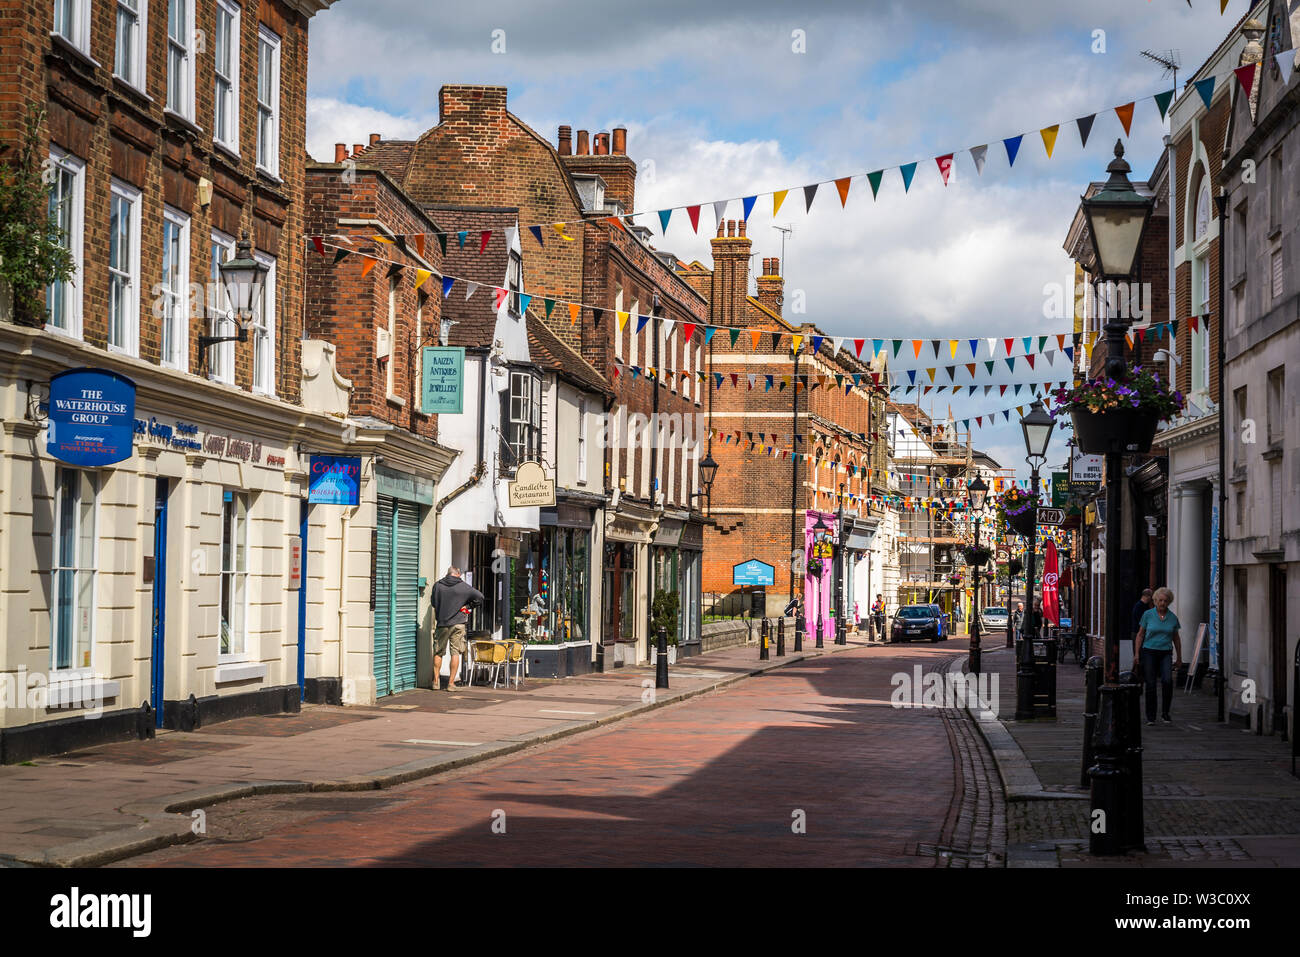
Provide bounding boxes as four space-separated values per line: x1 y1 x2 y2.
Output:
200 231 266 354
812 512 829 648
835 483 847 645
696 449 719 517
967 476 988 675
1081 139 1154 855
1014 399 1055 720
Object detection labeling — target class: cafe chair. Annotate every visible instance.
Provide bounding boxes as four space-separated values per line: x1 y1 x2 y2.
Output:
468 640 507 688
502 639 527 689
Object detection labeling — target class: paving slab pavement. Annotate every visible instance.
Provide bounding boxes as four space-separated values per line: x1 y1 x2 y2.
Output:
0 634 871 867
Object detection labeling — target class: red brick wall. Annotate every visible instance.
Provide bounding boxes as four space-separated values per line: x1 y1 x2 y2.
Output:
1 0 320 401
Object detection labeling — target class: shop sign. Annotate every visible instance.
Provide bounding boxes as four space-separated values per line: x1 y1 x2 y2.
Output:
422 346 465 415
653 519 683 547
733 558 775 587
308 455 361 506
508 461 555 507
204 432 263 463
288 535 302 590
133 416 201 452
47 368 136 466
376 465 434 505
1051 471 1070 509
1070 446 1103 487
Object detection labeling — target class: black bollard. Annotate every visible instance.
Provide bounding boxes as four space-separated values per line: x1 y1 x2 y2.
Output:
1081 656 1102 788
777 617 786 657
759 617 769 661
1119 670 1145 852
794 614 804 652
1088 684 1129 855
655 626 669 690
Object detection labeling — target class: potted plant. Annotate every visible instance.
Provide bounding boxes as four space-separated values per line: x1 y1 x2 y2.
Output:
1051 366 1185 456
650 589 679 665
947 573 964 586
997 487 1039 538
962 543 993 567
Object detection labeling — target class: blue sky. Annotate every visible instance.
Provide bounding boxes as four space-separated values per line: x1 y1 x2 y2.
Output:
305 0 1255 476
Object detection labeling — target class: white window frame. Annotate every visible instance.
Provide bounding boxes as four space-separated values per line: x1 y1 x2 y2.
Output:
577 398 588 484
613 286 624 361
51 467 98 674
161 206 191 371
694 343 702 405
1191 255 1209 396
218 489 250 660
213 0 240 154
250 250 276 395
166 0 197 120
53 0 92 55
108 179 141 357
256 25 281 177
386 274 399 400
629 299 639 369
46 148 84 339
1194 179 1210 243
208 230 237 384
506 248 523 318
113 0 148 91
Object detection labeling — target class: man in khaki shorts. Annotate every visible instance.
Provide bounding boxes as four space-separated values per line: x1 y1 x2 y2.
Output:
432 566 484 691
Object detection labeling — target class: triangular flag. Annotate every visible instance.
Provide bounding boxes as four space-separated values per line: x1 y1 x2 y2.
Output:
456 231 468 249
569 302 581 325
811 335 824 354
835 177 852 207
592 308 604 326
792 334 804 353
504 226 518 251
528 225 544 247
742 196 757 220
517 293 532 314
687 206 701 232
1040 124 1060 158
803 183 819 212
658 209 672 233
553 223 574 241
617 311 630 331
729 327 741 348
892 340 903 358
441 276 454 298
1278 51 1294 86
912 340 924 359
1153 90 1174 121
1114 102 1135 137
1004 135 1023 167
479 231 492 254
773 190 788 216
900 162 918 192
414 268 432 291
543 297 555 319
970 145 988 176
1004 337 1015 356
331 248 351 265
713 199 729 227
750 329 763 350
704 326 717 344
682 323 695 341
984 360 994 375
1195 76 1216 110
494 287 509 311
464 281 480 300
1023 336 1033 354
360 255 378 277
872 338 883 357
936 154 955 185
635 314 650 334
1076 114 1096 148
310 236 325 255
1234 62 1257 95
949 339 959 358
867 170 884 199
968 339 979 358
385 262 404 280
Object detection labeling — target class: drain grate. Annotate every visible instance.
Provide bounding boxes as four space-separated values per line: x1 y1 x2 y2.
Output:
915 842 1001 864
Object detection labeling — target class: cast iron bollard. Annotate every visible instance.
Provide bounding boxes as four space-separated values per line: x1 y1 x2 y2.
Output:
1014 635 1036 720
1120 669 1146 852
794 614 804 652
1081 656 1102 788
836 618 846 645
777 617 786 657
759 617 770 661
1088 683 1128 855
655 626 669 690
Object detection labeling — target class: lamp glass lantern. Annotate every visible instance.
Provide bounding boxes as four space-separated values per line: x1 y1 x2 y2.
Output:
968 476 989 511
699 451 719 492
1081 141 1155 281
1020 399 1055 462
218 231 267 320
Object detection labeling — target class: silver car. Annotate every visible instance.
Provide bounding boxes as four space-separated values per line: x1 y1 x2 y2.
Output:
981 606 1009 632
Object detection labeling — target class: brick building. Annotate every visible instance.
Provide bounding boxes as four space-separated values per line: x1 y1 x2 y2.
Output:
683 219 892 644
352 86 709 663
0 0 342 761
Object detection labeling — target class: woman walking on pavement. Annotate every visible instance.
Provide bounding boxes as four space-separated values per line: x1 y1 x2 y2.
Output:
1135 586 1183 725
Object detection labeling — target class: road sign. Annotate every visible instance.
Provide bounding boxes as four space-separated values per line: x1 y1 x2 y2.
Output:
1036 507 1066 526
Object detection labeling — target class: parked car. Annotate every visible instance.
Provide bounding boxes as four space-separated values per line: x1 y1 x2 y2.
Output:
891 605 944 643
981 606 1009 632
929 603 948 637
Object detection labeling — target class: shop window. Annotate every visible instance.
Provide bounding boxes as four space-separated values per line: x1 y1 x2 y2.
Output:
546 527 590 642
51 469 97 672
219 490 249 656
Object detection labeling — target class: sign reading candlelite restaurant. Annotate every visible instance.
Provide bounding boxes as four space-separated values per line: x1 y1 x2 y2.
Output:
47 368 136 466
422 346 464 415
508 461 555 507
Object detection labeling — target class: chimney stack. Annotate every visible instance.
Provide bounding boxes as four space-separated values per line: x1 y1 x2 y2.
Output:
576 129 589 155
612 126 627 155
710 219 752 327
756 254 785 316
558 125 572 156
369 133 381 146
334 143 347 163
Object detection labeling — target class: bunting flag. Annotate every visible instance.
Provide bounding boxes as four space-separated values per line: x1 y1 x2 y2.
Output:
687 205 701 232
742 195 757 220
554 223 575 241
658 209 672 233
1279 50 1295 86
479 231 492 254
804 183 819 211
457 231 468 249
714 199 729 227
635 314 650 334
1195 76 1216 110
1234 62 1257 95
441 275 455 298
936 154 955 185
592 307 604 326
360 256 378 277
750 329 763 350
900 162 918 192
1004 135 1023 167
970 145 988 176
544 297 556 319
464 281 479 300
617 310 630 331
517 293 532 314
493 287 509 311
311 236 325 255
332 248 350 265
415 268 433 291
569 302 581 325
1075 113 1096 148
1040 124 1060 158
1114 102 1135 137
528 225 544 247
835 176 852 207
773 189 789 216
1153 90 1174 121
867 170 884 199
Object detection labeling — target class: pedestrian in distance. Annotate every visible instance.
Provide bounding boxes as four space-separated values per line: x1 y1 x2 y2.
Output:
1130 588 1153 647
431 566 484 691
1012 601 1025 635
1135 586 1183 725
871 594 886 641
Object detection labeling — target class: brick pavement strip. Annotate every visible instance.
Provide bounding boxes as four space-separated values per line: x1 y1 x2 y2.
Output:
0 638 869 868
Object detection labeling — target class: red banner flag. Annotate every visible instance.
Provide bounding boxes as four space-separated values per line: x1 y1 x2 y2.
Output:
1042 540 1060 627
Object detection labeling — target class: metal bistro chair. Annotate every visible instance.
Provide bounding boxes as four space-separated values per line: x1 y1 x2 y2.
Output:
469 639 507 688
501 639 526 689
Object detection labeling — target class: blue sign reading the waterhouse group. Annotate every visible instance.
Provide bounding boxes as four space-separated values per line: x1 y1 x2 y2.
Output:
46 368 136 466
422 346 465 415
308 455 361 505
733 558 775 587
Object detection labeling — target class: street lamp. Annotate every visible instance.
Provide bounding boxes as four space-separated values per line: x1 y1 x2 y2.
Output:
835 482 847 645
200 231 266 353
694 449 720 518
1080 138 1155 855
967 476 988 675
1015 399 1055 721
812 512 829 648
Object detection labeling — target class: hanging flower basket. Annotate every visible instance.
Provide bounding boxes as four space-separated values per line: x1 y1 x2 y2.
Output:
805 556 824 578
1008 558 1023 577
1052 366 1184 456
962 544 993 567
947 574 964 586
997 487 1039 537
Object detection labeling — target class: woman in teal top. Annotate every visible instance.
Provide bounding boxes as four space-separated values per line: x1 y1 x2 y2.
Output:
1135 587 1183 724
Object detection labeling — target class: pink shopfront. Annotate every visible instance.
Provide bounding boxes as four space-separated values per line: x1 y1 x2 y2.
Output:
803 510 838 645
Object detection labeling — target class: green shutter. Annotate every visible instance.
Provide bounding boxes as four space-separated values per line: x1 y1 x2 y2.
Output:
373 497 394 695
392 499 421 691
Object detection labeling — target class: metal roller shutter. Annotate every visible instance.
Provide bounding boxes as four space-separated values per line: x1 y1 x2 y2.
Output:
391 499 421 692
374 497 394 696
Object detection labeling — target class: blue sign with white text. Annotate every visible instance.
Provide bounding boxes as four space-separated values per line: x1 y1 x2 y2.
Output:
46 368 136 466
309 455 362 505
733 558 775 587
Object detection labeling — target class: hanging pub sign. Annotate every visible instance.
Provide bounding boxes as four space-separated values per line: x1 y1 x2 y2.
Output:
308 455 362 505
46 368 136 466
422 346 465 415
508 461 556 507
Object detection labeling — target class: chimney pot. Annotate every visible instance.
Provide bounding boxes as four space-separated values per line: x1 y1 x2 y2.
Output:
612 127 627 155
334 143 347 163
716 221 726 238
369 133 381 146
772 256 780 275
738 220 746 237
727 220 736 237
576 130 589 155
595 133 609 155
558 125 572 156
352 144 364 156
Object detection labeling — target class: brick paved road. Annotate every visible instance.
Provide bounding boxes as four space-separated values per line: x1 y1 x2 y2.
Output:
125 643 994 867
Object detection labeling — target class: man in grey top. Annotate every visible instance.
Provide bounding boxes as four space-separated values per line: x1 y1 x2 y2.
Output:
432 566 484 691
